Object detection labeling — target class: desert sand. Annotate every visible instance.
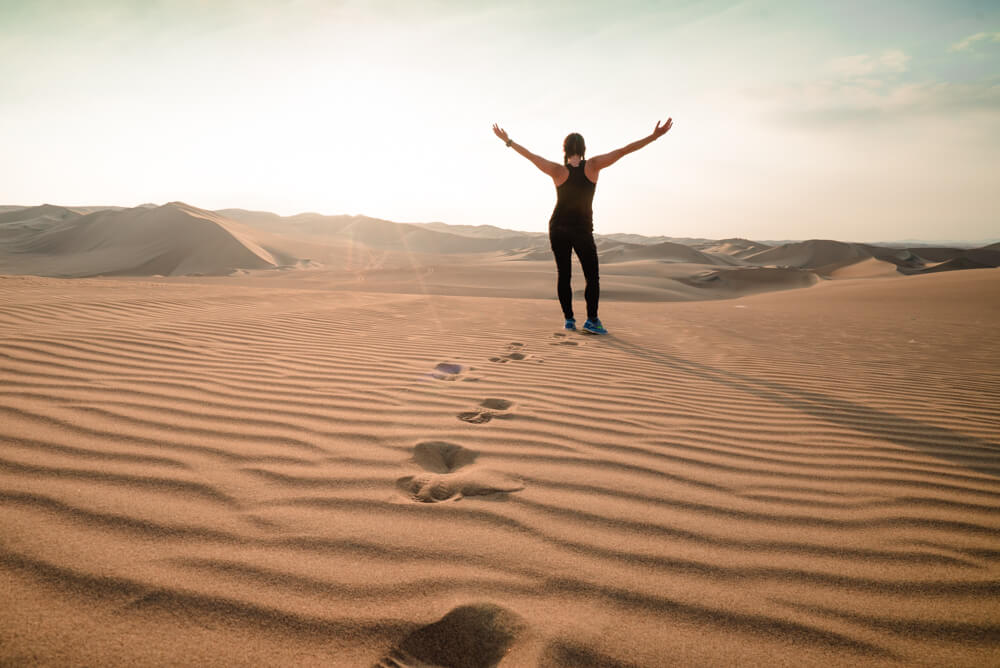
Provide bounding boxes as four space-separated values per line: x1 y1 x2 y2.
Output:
1 203 999 667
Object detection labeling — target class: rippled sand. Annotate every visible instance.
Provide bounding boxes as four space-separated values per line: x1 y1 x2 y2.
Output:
1 269 998 666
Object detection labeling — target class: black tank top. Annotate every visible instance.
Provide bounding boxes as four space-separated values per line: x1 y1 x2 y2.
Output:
549 160 596 232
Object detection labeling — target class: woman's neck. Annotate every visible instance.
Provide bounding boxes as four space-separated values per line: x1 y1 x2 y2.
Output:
566 155 582 167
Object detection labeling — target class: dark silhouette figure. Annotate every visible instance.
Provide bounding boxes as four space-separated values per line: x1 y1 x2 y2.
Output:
493 119 673 334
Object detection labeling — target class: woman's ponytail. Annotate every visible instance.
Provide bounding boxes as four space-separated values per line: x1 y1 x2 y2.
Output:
563 133 586 165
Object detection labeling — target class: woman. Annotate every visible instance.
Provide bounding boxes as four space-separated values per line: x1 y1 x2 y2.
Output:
493 119 673 334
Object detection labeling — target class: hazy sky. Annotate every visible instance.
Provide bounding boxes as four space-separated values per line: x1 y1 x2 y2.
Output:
2 0 998 241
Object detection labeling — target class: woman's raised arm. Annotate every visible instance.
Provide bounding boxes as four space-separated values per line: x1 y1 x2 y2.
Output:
587 118 673 175
493 124 564 181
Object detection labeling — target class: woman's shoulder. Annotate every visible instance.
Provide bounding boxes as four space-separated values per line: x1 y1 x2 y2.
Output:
552 164 571 187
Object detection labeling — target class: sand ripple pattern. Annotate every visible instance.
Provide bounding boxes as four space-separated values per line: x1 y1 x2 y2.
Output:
1 277 999 666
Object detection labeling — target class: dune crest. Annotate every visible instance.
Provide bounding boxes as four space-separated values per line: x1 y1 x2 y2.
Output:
744 239 872 271
1 203 996 295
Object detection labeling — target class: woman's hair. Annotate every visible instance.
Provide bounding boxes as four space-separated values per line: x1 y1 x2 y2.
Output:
563 132 586 165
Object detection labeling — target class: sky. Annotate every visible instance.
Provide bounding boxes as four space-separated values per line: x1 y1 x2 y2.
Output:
1 0 998 242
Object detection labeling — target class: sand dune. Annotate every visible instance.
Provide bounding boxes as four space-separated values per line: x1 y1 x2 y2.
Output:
743 239 1000 278
413 222 546 241
1 267 997 666
744 239 873 272
0 204 85 224
2 204 995 299
220 209 539 255
826 257 902 279
680 265 820 293
0 203 279 277
858 247 927 272
601 232 712 246
893 247 971 263
694 237 773 259
597 240 735 265
1 203 997 664
897 248 1000 275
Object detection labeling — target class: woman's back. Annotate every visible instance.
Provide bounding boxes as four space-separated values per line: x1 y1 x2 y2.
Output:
550 160 597 231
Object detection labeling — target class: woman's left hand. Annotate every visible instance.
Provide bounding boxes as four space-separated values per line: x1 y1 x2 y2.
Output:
492 124 510 144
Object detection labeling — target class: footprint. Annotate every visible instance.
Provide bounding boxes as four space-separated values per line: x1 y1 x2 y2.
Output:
538 639 636 668
551 332 581 346
480 398 513 411
431 362 465 380
457 398 515 424
489 342 533 364
458 410 494 424
397 473 459 503
396 442 523 503
373 603 527 668
430 362 479 381
412 441 477 473
489 351 530 363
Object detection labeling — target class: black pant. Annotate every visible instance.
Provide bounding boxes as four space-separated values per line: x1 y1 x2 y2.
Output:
549 225 599 321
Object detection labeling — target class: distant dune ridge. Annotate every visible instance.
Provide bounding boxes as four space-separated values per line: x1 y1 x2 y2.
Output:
694 237 773 259
0 203 278 277
741 239 872 271
1 202 996 295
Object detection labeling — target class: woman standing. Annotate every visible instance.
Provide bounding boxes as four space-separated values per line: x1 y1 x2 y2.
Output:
493 119 673 334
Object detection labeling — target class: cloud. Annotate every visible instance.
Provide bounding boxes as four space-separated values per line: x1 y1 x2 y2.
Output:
826 49 910 78
949 31 1000 52
758 44 1000 129
761 78 1000 128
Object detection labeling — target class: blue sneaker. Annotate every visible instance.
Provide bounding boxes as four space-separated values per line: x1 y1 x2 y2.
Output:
582 318 608 335
564 318 577 331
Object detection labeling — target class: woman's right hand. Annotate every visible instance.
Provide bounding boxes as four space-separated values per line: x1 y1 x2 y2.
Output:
492 124 510 144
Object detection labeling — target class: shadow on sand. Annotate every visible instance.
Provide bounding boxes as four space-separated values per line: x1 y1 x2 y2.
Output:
604 337 1000 482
